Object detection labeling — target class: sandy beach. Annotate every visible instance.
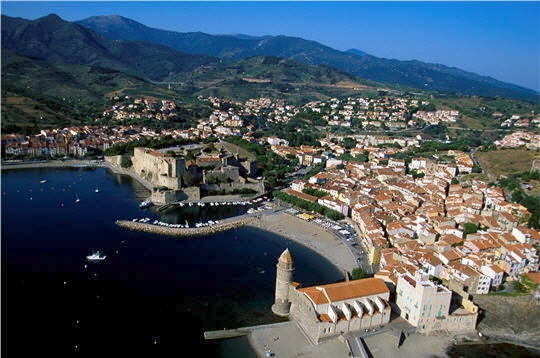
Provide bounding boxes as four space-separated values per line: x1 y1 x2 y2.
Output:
248 210 358 273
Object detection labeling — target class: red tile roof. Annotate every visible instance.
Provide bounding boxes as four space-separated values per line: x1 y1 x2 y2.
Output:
298 278 389 305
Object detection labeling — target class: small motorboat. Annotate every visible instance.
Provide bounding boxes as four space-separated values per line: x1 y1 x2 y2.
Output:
86 251 106 261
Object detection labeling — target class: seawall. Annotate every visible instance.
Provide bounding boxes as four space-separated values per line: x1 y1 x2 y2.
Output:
115 216 256 237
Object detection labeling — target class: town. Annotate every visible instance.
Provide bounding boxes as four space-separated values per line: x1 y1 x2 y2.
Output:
2 93 540 344
2 94 539 158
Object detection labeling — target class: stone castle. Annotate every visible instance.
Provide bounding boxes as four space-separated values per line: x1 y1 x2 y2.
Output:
106 142 264 204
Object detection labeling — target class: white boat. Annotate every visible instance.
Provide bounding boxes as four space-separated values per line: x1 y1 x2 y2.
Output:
94 188 99 193
87 251 106 261
139 199 152 208
40 180 47 184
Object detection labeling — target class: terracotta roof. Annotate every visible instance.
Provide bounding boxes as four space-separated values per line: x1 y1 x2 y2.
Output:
298 278 389 305
288 189 318 203
403 274 417 288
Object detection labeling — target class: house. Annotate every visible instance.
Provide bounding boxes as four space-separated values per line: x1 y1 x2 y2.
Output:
317 195 350 217
481 264 505 288
447 263 491 295
395 273 478 333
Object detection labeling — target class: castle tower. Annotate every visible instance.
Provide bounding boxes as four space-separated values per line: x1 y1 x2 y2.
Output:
271 248 294 317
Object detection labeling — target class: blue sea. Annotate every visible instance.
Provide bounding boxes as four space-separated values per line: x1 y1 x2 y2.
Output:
1 167 343 356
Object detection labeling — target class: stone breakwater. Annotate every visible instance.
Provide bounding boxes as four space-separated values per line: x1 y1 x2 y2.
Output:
115 216 256 237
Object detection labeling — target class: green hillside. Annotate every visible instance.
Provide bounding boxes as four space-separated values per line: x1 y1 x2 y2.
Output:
1 52 180 133
172 56 383 104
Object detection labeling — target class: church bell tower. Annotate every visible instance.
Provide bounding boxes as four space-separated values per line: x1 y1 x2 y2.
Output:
271 248 294 317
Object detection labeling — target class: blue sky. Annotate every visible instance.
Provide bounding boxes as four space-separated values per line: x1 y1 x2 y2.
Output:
2 1 539 92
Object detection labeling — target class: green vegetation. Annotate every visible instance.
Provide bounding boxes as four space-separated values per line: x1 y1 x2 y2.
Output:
225 137 296 188
303 163 325 180
1 52 181 132
432 96 540 130
302 187 328 198
273 190 344 221
463 223 478 238
104 136 193 156
475 149 539 178
498 171 540 229
351 267 368 280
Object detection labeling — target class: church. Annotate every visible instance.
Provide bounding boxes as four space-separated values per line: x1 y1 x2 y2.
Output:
272 249 392 345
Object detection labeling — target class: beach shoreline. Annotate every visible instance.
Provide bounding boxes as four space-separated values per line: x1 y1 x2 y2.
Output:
247 211 358 274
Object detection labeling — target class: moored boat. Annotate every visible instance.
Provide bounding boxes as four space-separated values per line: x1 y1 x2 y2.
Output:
86 251 106 261
139 199 152 208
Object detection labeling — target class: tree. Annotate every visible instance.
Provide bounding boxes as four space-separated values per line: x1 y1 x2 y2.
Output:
342 137 357 150
463 223 478 238
351 267 368 280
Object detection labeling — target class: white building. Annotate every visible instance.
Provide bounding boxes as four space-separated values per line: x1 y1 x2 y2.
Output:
481 264 505 288
396 273 478 333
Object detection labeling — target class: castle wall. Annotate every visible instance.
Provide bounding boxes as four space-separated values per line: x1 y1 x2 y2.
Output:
132 147 185 190
202 181 265 195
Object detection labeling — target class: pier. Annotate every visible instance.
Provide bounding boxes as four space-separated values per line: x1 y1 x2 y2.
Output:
203 328 248 340
115 216 256 237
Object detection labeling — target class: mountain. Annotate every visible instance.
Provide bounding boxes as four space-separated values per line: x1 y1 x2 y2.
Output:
170 55 381 103
78 15 539 102
346 49 369 57
1 14 218 82
1 51 179 132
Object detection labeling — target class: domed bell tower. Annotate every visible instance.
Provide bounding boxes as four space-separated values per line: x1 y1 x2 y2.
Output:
271 248 294 317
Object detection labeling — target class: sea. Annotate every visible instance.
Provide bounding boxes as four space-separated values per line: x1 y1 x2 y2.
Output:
1 166 344 356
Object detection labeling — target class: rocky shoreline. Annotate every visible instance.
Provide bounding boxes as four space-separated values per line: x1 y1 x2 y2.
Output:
115 216 256 237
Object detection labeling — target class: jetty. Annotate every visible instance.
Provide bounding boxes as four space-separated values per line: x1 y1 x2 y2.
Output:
115 216 256 237
203 321 292 340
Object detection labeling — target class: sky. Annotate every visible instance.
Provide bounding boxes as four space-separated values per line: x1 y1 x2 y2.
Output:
2 1 539 92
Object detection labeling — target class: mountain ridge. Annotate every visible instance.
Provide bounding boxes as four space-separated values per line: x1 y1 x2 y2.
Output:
77 14 539 102
1 14 219 82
